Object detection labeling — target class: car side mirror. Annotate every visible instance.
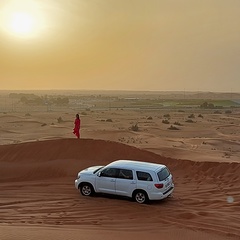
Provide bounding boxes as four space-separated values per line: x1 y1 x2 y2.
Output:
97 172 102 177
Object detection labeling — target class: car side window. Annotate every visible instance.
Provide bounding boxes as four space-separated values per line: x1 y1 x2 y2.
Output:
118 169 133 180
136 171 152 181
101 168 118 178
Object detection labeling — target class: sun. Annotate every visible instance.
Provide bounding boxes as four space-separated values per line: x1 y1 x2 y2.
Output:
9 12 36 35
0 0 46 38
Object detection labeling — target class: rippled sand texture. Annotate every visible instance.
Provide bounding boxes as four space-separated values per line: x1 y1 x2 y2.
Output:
0 139 240 240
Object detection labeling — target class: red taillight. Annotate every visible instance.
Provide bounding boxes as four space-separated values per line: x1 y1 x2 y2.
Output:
154 183 164 189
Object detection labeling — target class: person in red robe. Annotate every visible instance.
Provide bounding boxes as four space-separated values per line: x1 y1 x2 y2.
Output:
73 114 81 138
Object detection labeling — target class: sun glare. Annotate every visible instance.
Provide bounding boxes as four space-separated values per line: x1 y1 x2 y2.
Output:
0 0 46 38
9 12 35 35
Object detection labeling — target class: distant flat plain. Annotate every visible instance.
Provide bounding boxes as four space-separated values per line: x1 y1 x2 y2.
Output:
1 90 240 162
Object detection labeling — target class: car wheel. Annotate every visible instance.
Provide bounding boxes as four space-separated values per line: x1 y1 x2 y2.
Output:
80 183 94 196
134 190 148 204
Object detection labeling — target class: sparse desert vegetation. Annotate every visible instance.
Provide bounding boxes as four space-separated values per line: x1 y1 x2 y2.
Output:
163 113 171 118
188 113 195 118
162 119 170 124
185 119 195 123
168 125 180 130
57 116 63 123
130 123 139 131
173 121 182 126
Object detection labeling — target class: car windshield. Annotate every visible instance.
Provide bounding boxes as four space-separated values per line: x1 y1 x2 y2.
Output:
157 167 170 181
93 166 104 174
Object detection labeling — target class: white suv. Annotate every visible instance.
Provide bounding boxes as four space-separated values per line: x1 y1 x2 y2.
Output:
74 160 174 204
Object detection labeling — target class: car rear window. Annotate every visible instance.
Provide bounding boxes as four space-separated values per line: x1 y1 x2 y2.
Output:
136 171 152 181
157 167 170 181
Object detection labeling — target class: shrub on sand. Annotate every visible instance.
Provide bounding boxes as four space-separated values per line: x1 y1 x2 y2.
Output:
173 121 182 126
188 114 195 118
185 119 195 123
57 117 63 123
168 125 180 130
162 119 170 124
131 123 139 131
163 114 170 118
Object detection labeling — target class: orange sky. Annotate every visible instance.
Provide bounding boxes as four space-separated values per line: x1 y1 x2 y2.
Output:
0 0 240 92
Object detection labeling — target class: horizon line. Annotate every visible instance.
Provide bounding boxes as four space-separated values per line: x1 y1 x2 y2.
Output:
0 89 239 94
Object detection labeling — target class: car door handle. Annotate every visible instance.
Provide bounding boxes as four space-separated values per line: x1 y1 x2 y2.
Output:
131 181 136 184
110 179 116 182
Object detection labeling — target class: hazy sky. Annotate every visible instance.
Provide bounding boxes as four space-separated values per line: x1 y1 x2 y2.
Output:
0 0 240 92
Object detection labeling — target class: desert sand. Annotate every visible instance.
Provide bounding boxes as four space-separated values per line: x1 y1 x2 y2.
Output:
1 95 240 240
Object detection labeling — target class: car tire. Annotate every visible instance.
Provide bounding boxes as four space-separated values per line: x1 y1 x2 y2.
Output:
134 190 149 204
80 183 94 196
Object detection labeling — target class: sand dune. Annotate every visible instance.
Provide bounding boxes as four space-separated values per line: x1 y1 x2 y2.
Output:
1 110 240 163
0 139 239 240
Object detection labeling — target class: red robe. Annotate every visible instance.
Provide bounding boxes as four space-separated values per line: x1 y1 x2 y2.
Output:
73 118 80 138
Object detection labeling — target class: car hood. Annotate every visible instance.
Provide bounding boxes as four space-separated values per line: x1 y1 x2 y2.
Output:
80 165 104 175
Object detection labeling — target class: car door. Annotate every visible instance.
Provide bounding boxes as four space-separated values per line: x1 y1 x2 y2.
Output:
115 169 136 197
96 167 119 194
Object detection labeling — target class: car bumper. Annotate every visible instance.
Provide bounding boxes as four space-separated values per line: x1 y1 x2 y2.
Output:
75 179 79 189
148 184 174 200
